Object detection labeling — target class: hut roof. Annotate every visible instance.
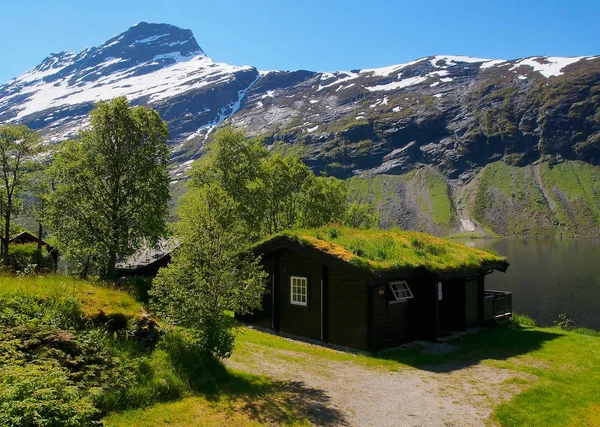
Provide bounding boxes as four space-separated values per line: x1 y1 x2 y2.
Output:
116 239 178 272
254 226 508 277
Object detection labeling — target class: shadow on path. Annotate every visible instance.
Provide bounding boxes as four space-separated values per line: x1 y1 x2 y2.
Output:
164 332 348 426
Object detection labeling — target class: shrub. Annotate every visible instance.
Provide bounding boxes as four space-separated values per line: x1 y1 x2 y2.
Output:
554 313 577 330
0 362 100 427
0 293 84 329
510 313 537 328
7 243 54 273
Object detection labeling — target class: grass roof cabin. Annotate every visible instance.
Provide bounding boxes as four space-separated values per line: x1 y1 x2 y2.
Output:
10 231 51 248
239 226 512 352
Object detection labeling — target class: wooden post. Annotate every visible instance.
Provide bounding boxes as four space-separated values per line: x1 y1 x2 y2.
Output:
477 275 485 324
273 253 280 331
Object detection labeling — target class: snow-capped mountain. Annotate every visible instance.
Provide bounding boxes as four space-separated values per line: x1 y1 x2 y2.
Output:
0 22 260 165
1 23 600 236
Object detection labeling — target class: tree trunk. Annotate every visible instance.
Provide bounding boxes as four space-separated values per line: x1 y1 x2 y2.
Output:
37 223 43 251
4 209 10 267
81 255 91 279
107 248 117 281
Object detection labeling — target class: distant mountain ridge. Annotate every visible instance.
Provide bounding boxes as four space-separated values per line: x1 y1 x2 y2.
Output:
2 22 600 236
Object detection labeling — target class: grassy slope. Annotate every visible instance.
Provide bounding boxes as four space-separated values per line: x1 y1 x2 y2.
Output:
539 161 600 236
0 275 142 318
348 160 600 237
470 160 600 237
347 167 457 234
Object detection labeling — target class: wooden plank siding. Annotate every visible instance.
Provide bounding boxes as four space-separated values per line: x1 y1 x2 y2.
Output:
371 283 410 350
327 266 368 350
278 250 322 340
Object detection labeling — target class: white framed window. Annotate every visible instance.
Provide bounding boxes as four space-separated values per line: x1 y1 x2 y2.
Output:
389 281 413 303
290 276 308 306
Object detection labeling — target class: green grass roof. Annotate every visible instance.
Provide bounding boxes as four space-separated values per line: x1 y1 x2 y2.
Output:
262 226 507 275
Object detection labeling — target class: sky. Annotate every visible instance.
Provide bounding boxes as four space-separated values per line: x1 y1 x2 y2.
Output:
1 0 599 83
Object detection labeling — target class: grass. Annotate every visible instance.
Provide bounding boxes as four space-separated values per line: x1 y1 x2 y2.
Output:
0 274 143 318
268 226 506 274
413 167 456 227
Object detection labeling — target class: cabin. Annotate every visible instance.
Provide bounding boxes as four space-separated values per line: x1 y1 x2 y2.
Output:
116 239 176 277
238 227 511 352
9 231 51 248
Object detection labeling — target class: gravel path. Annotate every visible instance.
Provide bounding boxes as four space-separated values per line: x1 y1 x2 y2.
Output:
226 341 532 427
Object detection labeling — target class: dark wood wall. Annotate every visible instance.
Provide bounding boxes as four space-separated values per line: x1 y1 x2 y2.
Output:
327 265 368 350
278 250 322 340
465 277 479 326
371 283 409 350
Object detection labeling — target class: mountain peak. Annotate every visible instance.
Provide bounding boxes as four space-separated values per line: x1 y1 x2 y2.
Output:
87 22 205 68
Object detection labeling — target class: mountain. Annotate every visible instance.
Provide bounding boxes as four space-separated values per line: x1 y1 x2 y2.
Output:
0 22 260 174
1 23 600 237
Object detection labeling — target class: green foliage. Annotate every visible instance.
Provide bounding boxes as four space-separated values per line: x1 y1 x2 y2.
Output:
344 201 379 228
0 288 140 426
8 243 54 272
0 361 100 427
554 313 576 330
46 97 171 278
510 313 538 328
150 184 268 358
0 292 83 329
284 226 505 274
190 127 348 238
0 124 43 262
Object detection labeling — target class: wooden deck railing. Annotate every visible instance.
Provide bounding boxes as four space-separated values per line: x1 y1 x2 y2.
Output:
484 290 513 319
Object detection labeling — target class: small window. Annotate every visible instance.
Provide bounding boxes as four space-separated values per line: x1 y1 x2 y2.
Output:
290 276 308 306
389 281 413 302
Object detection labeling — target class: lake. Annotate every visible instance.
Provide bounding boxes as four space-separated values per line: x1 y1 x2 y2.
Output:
459 238 600 330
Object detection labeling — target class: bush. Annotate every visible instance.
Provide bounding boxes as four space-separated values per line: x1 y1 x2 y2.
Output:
0 362 100 427
116 276 153 304
0 293 84 329
554 313 576 330
7 243 54 273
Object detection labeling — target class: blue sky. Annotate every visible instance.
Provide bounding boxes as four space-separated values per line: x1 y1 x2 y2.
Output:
1 0 598 83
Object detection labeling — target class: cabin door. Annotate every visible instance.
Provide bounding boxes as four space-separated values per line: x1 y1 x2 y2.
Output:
437 280 466 336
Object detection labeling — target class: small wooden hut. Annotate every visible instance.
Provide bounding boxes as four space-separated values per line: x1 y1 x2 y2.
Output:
239 227 511 352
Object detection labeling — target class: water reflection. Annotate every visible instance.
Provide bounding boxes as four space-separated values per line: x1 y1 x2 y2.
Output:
458 238 600 330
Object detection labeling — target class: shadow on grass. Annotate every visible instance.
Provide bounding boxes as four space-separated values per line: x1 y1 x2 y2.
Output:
377 325 562 373
163 332 348 426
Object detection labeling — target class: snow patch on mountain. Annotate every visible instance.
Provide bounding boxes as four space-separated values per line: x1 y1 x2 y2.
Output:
510 56 589 78
2 55 253 120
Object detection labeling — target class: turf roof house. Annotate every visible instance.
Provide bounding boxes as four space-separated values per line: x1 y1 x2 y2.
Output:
239 227 511 351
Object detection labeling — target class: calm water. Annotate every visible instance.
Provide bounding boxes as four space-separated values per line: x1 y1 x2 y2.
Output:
459 238 600 330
